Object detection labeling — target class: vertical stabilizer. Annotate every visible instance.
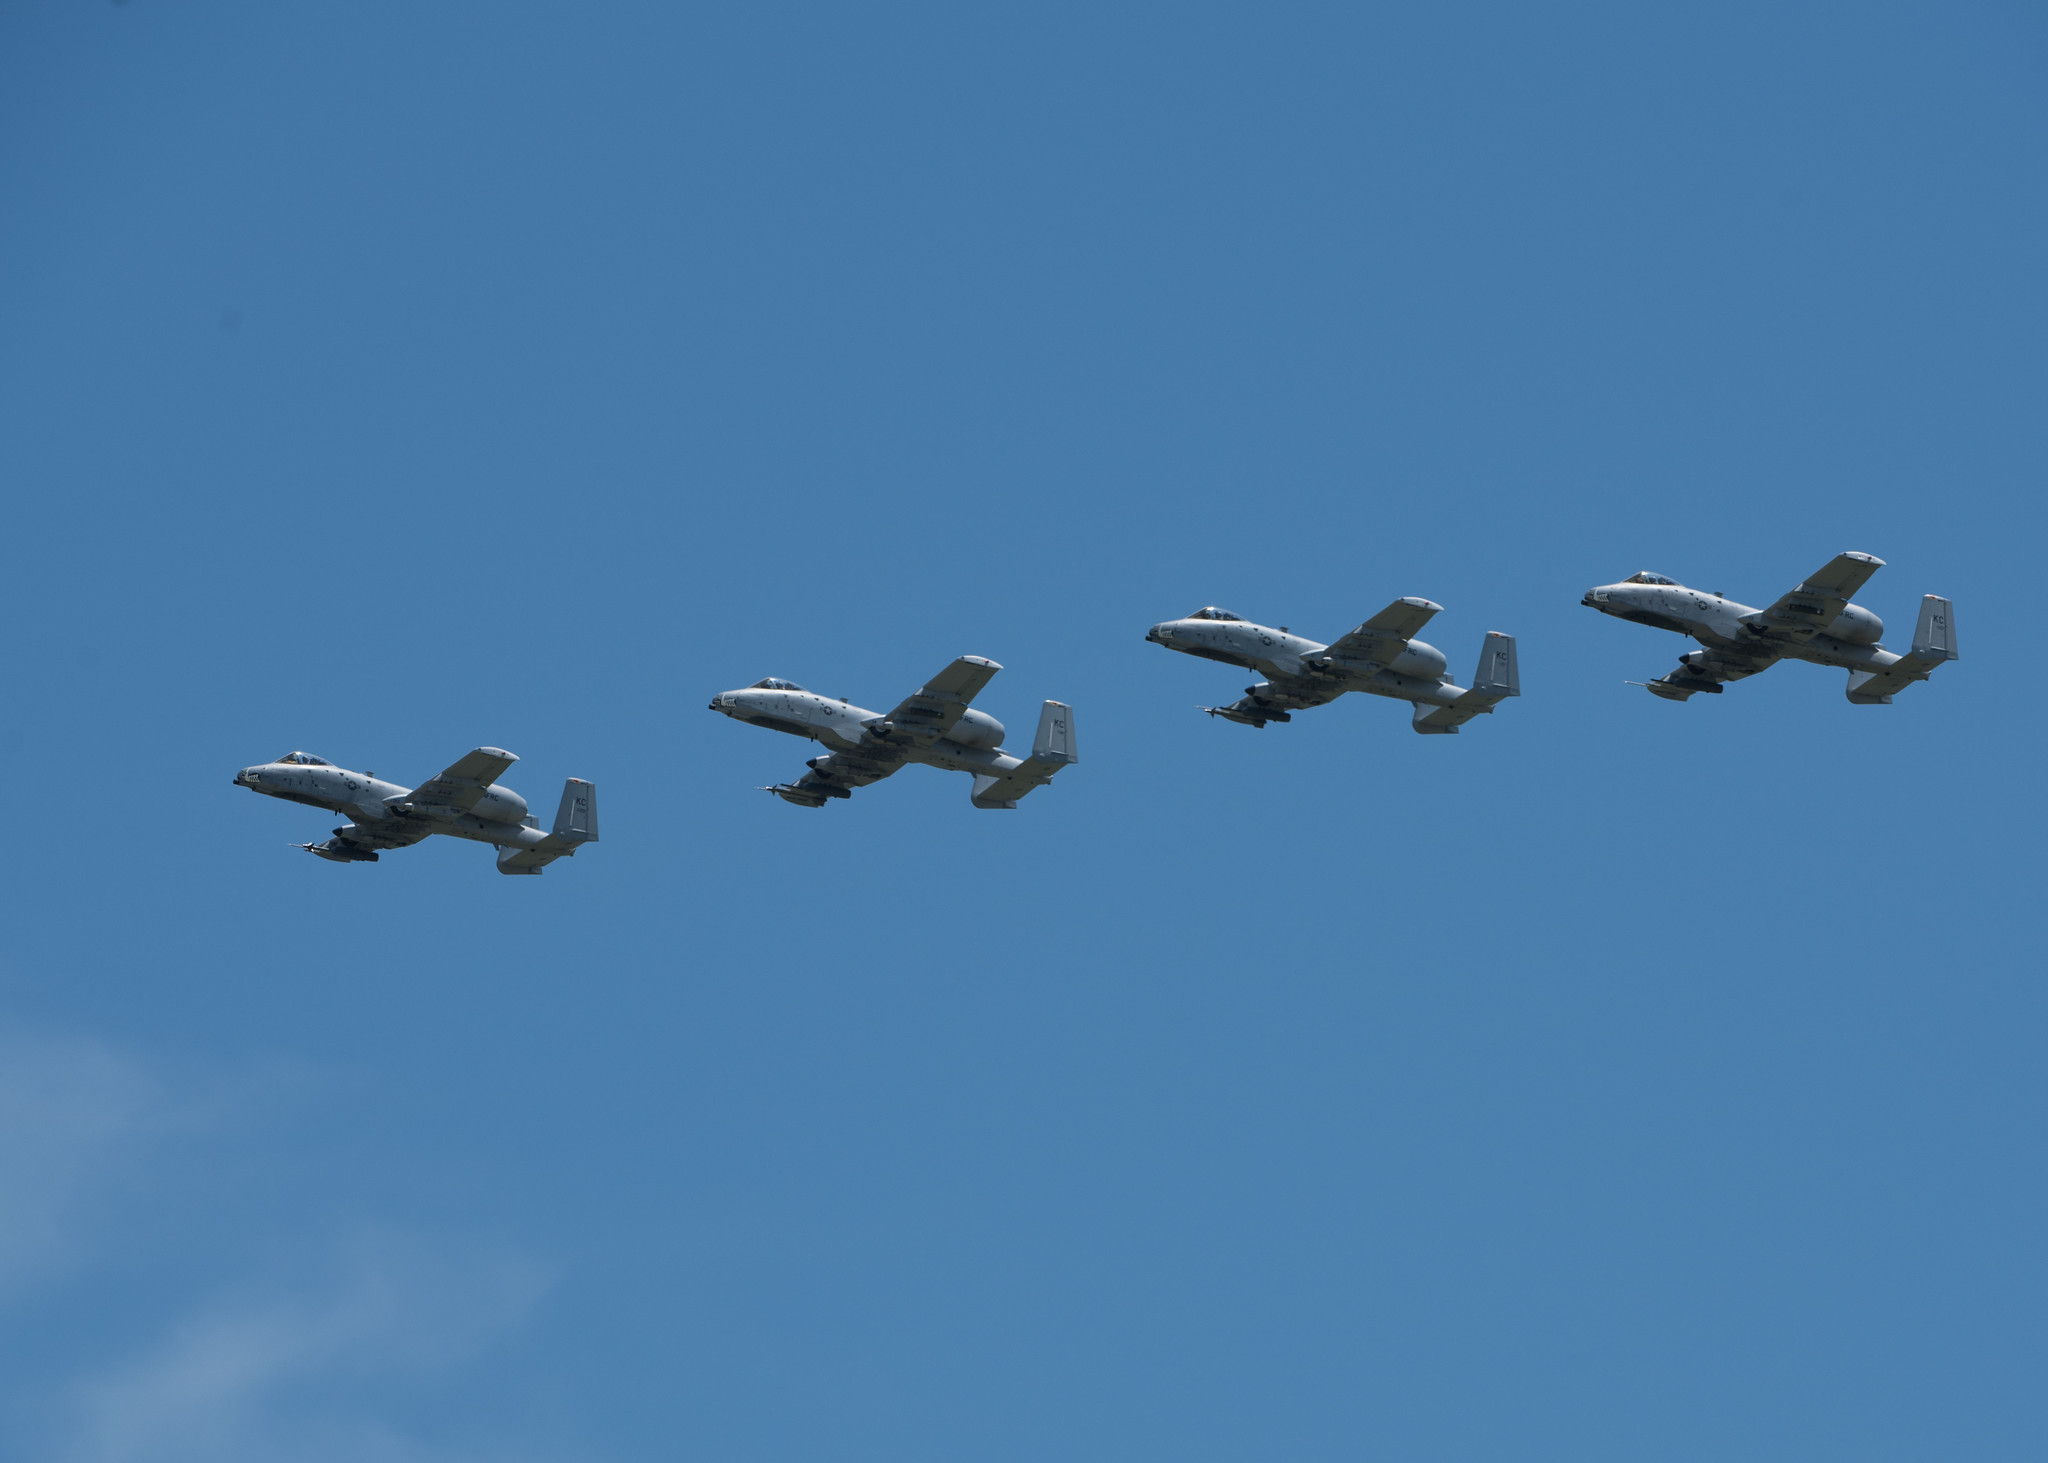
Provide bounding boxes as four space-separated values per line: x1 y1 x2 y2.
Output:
1912 595 1958 662
1843 595 1958 702
1032 701 1078 764
1471 632 1520 700
1412 633 1520 733
552 779 598 843
967 703 1078 808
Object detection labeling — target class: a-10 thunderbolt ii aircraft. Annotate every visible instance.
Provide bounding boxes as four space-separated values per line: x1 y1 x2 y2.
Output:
1145 600 1520 733
710 655 1078 807
234 748 598 873
1582 551 1958 703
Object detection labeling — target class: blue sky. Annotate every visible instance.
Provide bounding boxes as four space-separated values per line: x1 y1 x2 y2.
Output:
2 3 2043 1458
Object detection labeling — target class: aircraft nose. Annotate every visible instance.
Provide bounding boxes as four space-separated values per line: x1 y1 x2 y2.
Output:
1146 624 1170 643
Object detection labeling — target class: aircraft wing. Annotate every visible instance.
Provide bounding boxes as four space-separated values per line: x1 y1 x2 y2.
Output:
1640 646 1780 701
1742 552 1885 643
1316 598 1442 667
877 656 1002 739
399 747 518 815
767 744 910 807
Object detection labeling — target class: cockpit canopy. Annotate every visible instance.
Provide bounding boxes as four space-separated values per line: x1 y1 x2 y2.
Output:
1623 572 1677 586
750 678 806 691
1186 606 1243 621
275 751 331 766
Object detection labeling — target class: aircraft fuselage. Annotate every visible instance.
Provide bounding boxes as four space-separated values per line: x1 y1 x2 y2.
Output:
1580 581 1906 674
708 686 1040 781
1144 615 1472 708
234 757 563 854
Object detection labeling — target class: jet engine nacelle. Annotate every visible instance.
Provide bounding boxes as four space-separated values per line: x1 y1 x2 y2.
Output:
1388 640 1448 680
945 709 1007 750
1823 604 1884 644
470 784 530 824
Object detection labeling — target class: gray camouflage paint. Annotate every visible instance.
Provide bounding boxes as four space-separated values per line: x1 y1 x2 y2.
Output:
234 748 598 873
1582 551 1959 702
1145 601 1520 733
709 656 1078 808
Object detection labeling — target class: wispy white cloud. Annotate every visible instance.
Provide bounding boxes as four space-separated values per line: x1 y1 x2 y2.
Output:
0 1025 571 1463
0 1028 165 1296
62 1234 549 1463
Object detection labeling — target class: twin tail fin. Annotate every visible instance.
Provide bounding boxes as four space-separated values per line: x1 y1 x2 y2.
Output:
497 778 599 874
970 701 1078 808
1413 633 1520 734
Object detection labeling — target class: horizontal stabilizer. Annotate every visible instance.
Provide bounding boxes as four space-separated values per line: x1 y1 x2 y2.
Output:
497 779 600 868
971 703 1079 808
1845 596 1957 704
969 773 1019 809
497 845 553 875
1412 633 1520 733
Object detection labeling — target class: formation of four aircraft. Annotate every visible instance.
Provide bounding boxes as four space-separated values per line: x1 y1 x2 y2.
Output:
237 551 1958 874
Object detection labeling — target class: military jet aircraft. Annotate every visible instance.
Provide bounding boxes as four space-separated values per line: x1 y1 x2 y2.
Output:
234 747 598 874
1145 600 1520 733
1582 551 1958 703
710 656 1078 808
